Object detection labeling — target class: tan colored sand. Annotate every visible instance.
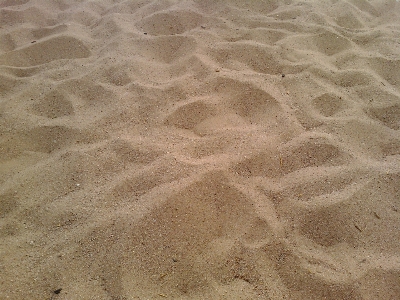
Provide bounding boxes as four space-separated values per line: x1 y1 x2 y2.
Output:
1 0 400 299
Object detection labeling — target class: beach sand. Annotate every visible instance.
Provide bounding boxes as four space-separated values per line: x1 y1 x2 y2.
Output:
1 0 400 299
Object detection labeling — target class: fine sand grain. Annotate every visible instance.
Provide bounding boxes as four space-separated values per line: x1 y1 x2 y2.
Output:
1 0 400 299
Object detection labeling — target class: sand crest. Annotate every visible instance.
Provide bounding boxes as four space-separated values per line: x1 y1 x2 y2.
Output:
1 0 399 299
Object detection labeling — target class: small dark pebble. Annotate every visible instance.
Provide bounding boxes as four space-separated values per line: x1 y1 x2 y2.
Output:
281 74 285 78
54 288 62 294
144 32 147 35
31 41 36 43
172 258 178 262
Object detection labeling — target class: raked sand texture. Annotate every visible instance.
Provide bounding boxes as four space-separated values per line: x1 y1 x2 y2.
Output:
1 0 400 299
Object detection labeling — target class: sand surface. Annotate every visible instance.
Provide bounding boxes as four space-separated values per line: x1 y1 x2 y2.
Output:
1 0 400 299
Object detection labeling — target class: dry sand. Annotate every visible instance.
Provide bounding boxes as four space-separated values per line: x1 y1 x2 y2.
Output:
1 0 400 299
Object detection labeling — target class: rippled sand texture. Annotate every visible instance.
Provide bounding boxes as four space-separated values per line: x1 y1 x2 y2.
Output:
1 0 400 299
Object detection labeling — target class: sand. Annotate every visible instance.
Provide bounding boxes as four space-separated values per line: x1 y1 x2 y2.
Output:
0 0 400 299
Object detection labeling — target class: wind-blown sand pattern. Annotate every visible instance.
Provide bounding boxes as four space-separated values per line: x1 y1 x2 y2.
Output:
1 0 400 299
